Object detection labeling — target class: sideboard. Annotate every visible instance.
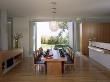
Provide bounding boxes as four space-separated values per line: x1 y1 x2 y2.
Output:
0 48 23 75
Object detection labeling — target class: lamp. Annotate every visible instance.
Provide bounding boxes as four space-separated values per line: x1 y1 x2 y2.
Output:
49 1 58 32
49 21 58 32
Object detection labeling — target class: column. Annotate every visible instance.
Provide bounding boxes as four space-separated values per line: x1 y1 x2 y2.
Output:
68 22 74 49
0 10 8 50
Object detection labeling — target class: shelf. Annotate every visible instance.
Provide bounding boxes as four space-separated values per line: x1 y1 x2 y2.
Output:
3 61 21 74
0 48 23 75
88 46 104 53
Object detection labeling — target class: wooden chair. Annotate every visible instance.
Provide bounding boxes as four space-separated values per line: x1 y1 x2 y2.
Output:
33 51 45 74
67 47 73 58
64 49 74 72
35 49 41 55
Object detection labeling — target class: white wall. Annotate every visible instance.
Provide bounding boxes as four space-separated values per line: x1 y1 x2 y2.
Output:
13 17 30 57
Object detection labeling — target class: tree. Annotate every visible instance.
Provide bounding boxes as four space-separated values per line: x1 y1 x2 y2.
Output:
57 22 69 44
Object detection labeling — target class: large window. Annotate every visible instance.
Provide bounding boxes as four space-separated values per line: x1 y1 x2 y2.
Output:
33 21 73 51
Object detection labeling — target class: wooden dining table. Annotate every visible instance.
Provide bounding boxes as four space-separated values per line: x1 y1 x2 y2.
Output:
41 49 67 75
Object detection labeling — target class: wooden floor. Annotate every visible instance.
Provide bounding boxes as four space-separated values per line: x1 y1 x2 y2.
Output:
0 54 110 82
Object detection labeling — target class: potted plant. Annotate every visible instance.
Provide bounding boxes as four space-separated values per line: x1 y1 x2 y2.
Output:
13 32 23 48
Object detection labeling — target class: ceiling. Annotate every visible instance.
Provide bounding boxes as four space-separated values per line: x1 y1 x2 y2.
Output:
0 0 110 19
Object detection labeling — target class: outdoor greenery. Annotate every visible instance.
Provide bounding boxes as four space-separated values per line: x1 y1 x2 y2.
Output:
41 44 55 50
57 22 69 44
41 21 69 45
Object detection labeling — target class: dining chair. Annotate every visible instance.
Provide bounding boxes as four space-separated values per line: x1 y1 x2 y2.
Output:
35 49 40 56
67 47 73 58
64 50 75 72
33 52 45 74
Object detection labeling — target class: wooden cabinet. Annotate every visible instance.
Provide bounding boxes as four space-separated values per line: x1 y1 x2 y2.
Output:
82 22 110 56
0 48 23 75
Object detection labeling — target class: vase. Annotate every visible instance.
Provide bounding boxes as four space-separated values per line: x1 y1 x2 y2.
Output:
15 39 19 48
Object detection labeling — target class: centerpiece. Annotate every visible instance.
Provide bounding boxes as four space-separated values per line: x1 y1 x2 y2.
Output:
13 32 23 48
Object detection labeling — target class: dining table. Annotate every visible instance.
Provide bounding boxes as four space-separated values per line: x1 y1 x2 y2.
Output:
41 49 67 75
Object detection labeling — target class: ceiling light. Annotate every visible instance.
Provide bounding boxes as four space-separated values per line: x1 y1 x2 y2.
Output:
51 1 57 5
52 11 56 13
51 8 56 9
49 21 58 32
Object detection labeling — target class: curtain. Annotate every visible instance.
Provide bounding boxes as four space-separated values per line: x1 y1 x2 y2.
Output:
29 21 36 55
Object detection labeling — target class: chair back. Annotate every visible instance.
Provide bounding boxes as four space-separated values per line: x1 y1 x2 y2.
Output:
33 49 41 64
66 47 75 64
35 49 40 56
33 53 37 64
67 47 72 57
71 51 75 63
